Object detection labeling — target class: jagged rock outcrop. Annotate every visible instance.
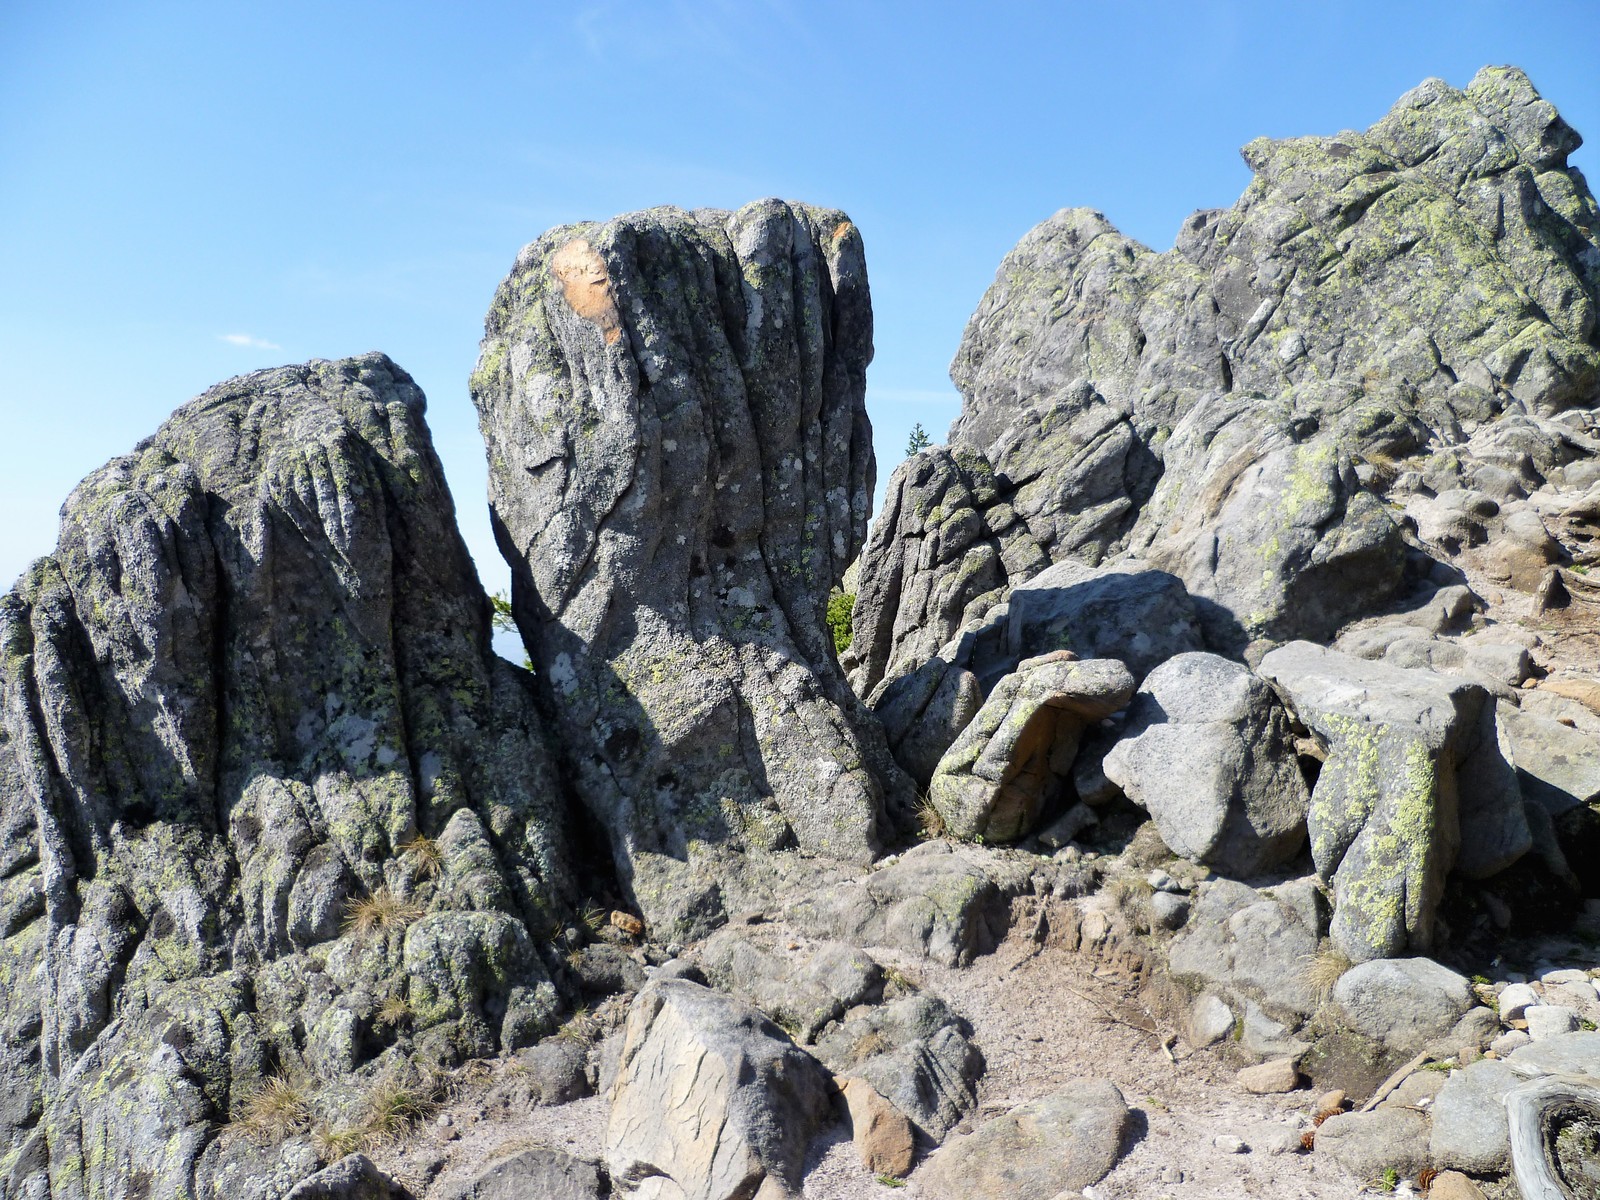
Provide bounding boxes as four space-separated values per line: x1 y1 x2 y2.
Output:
473 200 913 941
852 64 1600 715
0 356 576 1199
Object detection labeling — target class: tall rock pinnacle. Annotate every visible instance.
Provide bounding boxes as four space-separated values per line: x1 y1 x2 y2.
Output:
473 200 913 939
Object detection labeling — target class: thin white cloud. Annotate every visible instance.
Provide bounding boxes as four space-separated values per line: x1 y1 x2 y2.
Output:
218 333 281 350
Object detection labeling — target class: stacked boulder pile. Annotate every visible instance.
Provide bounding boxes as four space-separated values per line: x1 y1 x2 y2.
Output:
0 65 1598 1200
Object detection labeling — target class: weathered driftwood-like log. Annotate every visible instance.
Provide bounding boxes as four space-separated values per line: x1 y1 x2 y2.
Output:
1506 1075 1600 1200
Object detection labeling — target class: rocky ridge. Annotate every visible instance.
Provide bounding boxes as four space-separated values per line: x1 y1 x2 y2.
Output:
1 65 1598 1200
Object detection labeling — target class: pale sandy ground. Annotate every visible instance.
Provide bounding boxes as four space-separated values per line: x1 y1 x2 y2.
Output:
794 895 1374 1200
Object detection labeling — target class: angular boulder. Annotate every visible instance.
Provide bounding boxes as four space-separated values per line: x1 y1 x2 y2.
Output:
1259 641 1530 960
606 980 831 1200
0 356 572 1198
1103 652 1309 876
472 201 912 939
928 654 1135 841
813 992 984 1140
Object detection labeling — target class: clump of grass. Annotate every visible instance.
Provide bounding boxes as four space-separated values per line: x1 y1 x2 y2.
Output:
881 965 918 994
309 1072 443 1161
311 1121 364 1162
1304 943 1352 1002
374 995 412 1030
1106 875 1153 906
875 1174 907 1188
914 792 947 839
361 1075 437 1146
342 887 424 938
578 902 608 938
399 833 444 881
556 1005 601 1045
231 1075 312 1144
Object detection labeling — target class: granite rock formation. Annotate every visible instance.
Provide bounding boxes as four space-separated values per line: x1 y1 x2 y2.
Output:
0 356 574 1199
473 200 912 941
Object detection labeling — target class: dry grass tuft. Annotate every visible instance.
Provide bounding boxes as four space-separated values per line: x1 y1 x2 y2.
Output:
556 1005 601 1045
361 1075 437 1146
1304 943 1352 1002
399 833 444 881
914 792 947 839
1105 875 1154 907
374 995 412 1030
1417 1167 1438 1192
232 1075 312 1144
311 1122 364 1162
342 887 424 938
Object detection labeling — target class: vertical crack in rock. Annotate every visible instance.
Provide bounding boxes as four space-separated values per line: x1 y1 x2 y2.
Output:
473 200 913 941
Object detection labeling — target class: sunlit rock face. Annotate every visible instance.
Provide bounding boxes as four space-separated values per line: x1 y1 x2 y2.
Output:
473 200 913 941
0 354 575 1199
852 65 1600 722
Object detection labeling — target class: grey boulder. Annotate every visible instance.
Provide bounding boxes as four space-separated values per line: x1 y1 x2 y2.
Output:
1104 652 1309 876
606 980 831 1200
917 1082 1131 1200
473 201 912 940
1332 957 1475 1052
929 654 1135 841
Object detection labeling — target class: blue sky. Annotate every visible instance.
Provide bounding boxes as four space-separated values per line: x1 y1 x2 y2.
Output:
3 1 1597 614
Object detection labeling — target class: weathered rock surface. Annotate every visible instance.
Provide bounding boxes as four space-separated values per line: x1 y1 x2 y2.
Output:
1104 652 1309 875
812 992 983 1139
849 63 1600 752
1332 957 1474 1051
474 200 912 941
443 1147 608 1200
837 1076 915 1177
0 356 575 1199
1259 641 1529 960
1313 1107 1430 1178
1429 1058 1522 1174
917 1082 1131 1200
928 653 1135 841
606 980 830 1200
284 1156 411 1200
786 841 1027 967
1168 879 1323 1019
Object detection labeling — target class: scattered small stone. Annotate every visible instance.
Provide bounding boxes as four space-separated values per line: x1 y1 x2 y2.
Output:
1237 1058 1301 1095
1315 1089 1347 1115
1161 1165 1183 1184
1147 869 1182 894
1187 994 1235 1047
1213 1135 1248 1154
1524 1004 1580 1039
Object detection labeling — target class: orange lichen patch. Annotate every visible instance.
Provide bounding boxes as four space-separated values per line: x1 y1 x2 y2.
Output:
550 239 622 345
831 220 855 242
